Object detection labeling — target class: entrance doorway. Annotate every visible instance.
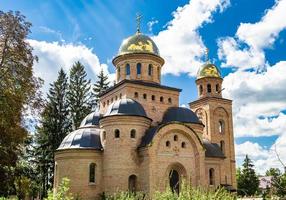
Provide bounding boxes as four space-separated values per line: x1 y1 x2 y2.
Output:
169 169 179 193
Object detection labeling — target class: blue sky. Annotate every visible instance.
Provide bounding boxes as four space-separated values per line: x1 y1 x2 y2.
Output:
2 0 286 173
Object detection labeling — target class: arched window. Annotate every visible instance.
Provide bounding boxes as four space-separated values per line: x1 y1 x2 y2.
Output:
209 168 215 185
130 129 136 138
199 85 203 95
126 64 130 76
143 93 147 99
128 175 137 193
115 129 120 138
219 120 224 134
168 98 172 104
174 135 178 141
111 98 113 103
157 67 160 81
207 84 211 93
148 64 153 76
181 142 186 148
89 163 96 183
120 93 122 99
152 95 155 101
136 63 141 76
117 67 120 80
220 140 225 154
115 96 118 100
103 102 106 107
216 84 219 92
107 100 110 105
160 96 164 102
166 141 170 147
103 131 106 140
134 92 138 98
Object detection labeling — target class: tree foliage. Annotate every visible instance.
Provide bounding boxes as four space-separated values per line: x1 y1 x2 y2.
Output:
0 10 42 196
237 155 259 196
92 68 110 108
68 61 92 130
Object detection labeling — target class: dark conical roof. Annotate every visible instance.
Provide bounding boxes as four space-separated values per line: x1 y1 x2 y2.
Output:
162 107 201 124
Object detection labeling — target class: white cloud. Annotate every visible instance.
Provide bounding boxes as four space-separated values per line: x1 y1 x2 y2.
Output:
28 40 114 93
147 19 159 32
218 0 286 70
153 0 230 76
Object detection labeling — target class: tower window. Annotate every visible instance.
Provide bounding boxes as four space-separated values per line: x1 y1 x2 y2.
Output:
134 92 138 98
219 120 224 134
115 96 118 100
168 98 172 104
143 94 147 99
117 67 120 80
166 141 170 147
148 64 153 76
209 168 215 185
207 84 211 93
89 163 96 183
199 85 203 95
160 96 164 102
157 67 160 81
107 100 110 105
126 64 130 76
174 135 178 141
220 140 225 154
103 131 106 140
136 63 141 76
152 95 155 101
216 84 219 92
130 129 136 138
181 142 186 148
115 129 120 138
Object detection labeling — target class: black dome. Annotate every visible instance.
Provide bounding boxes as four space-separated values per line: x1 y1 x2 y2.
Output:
58 128 102 150
104 98 147 117
162 107 201 124
80 111 101 127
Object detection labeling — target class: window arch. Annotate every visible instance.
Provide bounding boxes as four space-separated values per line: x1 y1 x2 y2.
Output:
216 84 219 92
136 63 141 76
143 93 147 99
199 85 203 95
152 95 155 101
130 129 136 138
148 64 153 76
220 140 225 154
219 120 225 134
115 129 120 138
166 141 170 147
89 163 96 183
134 92 138 98
160 96 164 102
207 84 211 93
181 142 186 148
103 131 106 140
128 175 137 193
168 98 172 104
126 64 130 76
174 135 178 141
209 168 215 185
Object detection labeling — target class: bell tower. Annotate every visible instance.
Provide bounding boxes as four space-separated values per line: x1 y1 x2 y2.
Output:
189 51 237 188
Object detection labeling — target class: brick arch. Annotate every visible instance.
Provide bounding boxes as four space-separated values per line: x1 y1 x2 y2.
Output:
195 108 208 134
213 106 229 134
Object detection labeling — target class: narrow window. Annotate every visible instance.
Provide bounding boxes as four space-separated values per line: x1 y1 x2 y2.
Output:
174 135 178 141
115 129 120 138
134 92 138 98
148 64 153 76
126 64 130 76
117 67 120 81
199 85 203 95
157 67 160 81
136 63 141 76
103 102 106 107
89 163 96 183
107 100 110 105
207 84 211 93
181 142 186 148
166 141 170 147
152 95 155 101
219 120 224 134
209 168 215 185
115 96 118 100
216 84 219 92
128 175 137 193
103 131 106 140
130 129 136 138
160 96 164 102
168 98 172 104
120 93 122 99
111 98 113 103
220 140 225 154
143 94 147 100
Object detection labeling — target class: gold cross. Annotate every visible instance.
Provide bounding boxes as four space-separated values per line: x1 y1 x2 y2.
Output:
136 13 142 33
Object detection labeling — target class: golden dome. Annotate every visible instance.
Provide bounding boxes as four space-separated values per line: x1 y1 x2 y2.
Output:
197 63 222 80
118 32 160 56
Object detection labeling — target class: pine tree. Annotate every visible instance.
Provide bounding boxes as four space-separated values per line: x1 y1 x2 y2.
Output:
92 68 110 108
34 69 71 197
68 61 92 130
237 155 259 196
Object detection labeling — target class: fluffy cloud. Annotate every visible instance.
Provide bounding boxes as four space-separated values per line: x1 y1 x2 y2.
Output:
28 40 114 93
153 0 230 76
218 0 286 70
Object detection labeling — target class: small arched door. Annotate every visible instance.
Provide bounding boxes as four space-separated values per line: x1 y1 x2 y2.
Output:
128 175 137 193
169 169 180 193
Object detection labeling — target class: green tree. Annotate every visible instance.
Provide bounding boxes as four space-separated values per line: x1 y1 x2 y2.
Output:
68 61 92 130
92 69 110 108
237 155 259 196
265 168 286 197
34 69 71 198
0 10 42 196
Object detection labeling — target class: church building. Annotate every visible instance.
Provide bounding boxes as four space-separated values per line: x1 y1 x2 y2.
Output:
54 26 236 199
